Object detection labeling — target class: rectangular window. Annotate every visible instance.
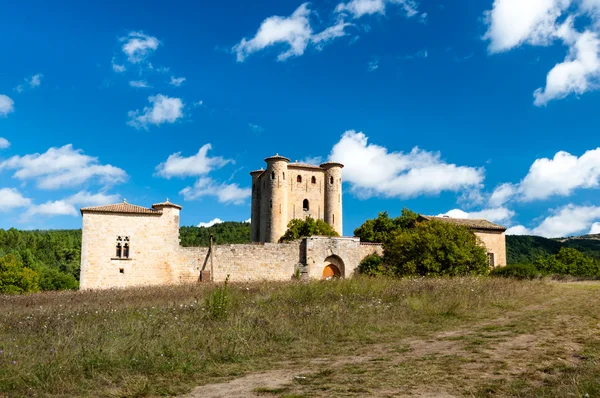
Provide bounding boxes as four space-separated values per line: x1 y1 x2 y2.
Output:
487 253 495 267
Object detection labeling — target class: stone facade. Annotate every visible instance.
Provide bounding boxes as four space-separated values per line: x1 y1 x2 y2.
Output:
474 230 507 267
79 201 382 290
251 155 343 243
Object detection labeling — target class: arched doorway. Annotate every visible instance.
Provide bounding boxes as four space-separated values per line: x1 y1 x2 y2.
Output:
322 255 345 280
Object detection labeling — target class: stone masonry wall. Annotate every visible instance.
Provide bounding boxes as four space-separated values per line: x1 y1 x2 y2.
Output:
474 230 507 267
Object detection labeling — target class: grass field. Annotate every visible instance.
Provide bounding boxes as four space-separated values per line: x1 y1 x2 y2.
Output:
0 277 599 397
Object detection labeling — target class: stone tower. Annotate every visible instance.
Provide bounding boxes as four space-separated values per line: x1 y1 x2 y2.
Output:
250 154 344 243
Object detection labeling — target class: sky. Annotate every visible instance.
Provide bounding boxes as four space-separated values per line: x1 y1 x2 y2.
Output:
1 0 600 238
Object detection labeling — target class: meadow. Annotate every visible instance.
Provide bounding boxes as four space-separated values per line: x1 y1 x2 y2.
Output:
0 277 599 397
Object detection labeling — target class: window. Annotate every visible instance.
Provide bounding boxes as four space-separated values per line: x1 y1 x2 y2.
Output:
330 176 334 184
303 199 309 211
119 268 125 274
271 171 275 180
297 175 302 183
115 236 130 259
333 214 335 224
283 172 285 180
487 253 495 267
123 243 130 259
311 176 316 184
116 243 122 258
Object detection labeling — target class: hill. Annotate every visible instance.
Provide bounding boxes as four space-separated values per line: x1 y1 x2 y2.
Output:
507 234 600 264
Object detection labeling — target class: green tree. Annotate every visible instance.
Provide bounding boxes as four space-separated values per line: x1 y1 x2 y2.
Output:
384 220 489 276
279 217 339 242
535 247 600 277
354 209 418 243
0 253 40 294
358 253 386 276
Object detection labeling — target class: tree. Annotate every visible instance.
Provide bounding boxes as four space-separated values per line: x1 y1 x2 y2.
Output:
279 217 339 242
535 247 600 277
354 209 418 243
383 220 489 277
0 253 40 294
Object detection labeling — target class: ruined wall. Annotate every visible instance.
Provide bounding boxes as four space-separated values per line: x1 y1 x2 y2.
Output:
474 230 507 267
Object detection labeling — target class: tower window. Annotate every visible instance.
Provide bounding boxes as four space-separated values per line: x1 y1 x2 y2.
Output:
283 172 285 180
297 175 302 183
330 176 334 184
271 171 275 180
116 243 122 258
311 176 316 184
303 199 309 211
123 243 130 259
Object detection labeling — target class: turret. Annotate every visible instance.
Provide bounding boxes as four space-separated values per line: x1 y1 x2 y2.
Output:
250 169 263 242
321 162 344 235
265 154 290 242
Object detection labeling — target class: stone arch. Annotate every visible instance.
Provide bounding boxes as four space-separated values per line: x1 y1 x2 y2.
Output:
322 255 345 279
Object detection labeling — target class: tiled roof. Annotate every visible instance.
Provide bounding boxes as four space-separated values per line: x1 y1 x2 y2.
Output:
152 200 182 210
419 216 506 231
81 202 162 215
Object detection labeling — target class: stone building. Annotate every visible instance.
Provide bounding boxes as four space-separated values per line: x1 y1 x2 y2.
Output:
419 216 507 267
250 154 343 243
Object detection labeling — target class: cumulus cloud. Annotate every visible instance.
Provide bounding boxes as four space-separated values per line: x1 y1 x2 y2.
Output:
112 57 126 73
15 73 44 93
24 191 120 218
335 0 419 19
120 31 160 64
590 222 600 234
155 144 232 178
0 144 127 190
129 80 151 88
0 188 31 212
169 76 186 87
507 204 600 237
484 0 600 105
491 148 600 204
0 137 10 149
438 207 515 224
329 130 484 199
198 218 224 228
180 177 251 205
0 95 15 117
300 156 323 165
127 94 184 130
233 3 351 62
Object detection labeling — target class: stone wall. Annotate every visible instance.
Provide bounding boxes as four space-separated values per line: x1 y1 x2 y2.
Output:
474 230 507 267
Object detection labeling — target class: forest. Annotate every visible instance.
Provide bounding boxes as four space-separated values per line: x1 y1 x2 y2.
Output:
1 218 599 293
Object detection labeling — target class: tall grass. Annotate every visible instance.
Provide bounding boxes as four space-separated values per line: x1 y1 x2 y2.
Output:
0 277 549 397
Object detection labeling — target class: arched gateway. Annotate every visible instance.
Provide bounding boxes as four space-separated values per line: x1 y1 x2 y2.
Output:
322 255 345 280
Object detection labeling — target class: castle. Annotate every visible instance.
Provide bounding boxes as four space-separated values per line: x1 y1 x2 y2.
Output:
78 154 506 290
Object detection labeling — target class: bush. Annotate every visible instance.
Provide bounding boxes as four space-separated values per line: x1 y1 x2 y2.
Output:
358 253 386 276
39 267 79 291
279 216 339 242
0 253 40 294
490 264 540 280
535 248 600 277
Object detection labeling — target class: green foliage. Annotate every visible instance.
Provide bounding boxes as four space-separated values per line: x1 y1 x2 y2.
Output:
205 275 230 320
490 264 541 280
384 220 489 277
535 248 600 277
38 268 79 291
0 253 40 294
358 253 386 276
506 235 600 264
353 209 419 243
179 222 251 247
279 216 339 242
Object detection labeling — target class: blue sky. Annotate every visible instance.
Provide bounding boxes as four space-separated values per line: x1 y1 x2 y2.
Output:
1 0 600 237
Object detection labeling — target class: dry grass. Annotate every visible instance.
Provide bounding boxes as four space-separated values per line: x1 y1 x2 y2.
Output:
0 277 598 397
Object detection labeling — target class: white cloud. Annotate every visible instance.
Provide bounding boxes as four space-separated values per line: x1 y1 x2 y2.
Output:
508 204 600 238
233 3 351 62
25 191 120 218
180 177 251 205
300 156 323 165
244 218 251 223
438 207 515 224
335 0 419 19
248 123 265 134
0 95 15 117
127 94 184 130
329 130 484 199
0 144 127 190
198 218 224 228
484 0 600 104
368 59 379 71
0 137 10 149
15 73 44 93
129 80 152 88
590 222 600 234
169 76 186 87
0 188 31 212
155 144 232 178
112 57 126 73
120 31 160 64
493 148 600 203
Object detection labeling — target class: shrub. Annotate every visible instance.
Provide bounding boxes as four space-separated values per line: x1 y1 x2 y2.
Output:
205 275 230 320
0 253 40 294
279 216 339 242
490 264 540 280
358 253 386 276
535 248 600 277
39 267 79 291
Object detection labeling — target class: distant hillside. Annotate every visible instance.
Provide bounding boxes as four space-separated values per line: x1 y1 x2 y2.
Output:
180 222 251 247
507 234 600 264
